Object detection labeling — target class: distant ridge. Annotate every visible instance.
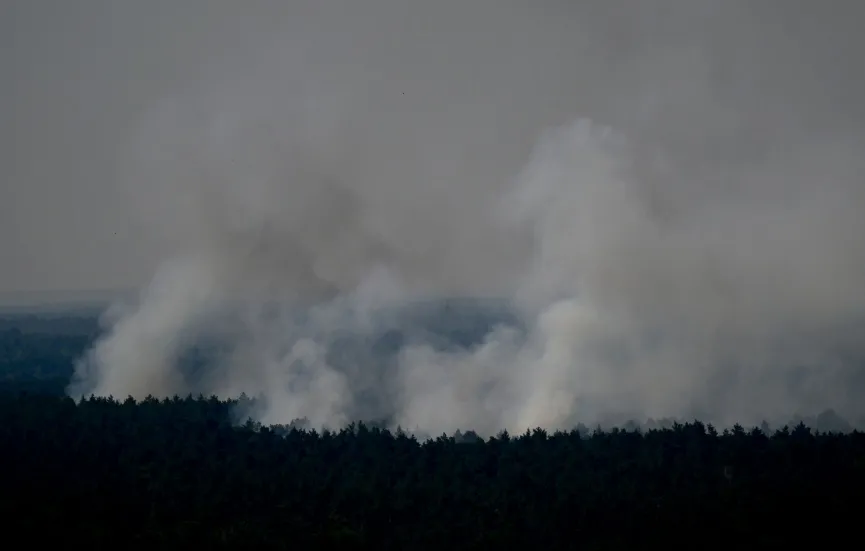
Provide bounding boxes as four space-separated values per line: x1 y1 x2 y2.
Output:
0 288 135 315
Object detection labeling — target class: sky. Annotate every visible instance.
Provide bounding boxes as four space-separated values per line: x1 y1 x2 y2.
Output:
4 0 863 302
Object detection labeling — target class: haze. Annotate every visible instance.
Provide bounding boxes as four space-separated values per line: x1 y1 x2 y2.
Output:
4 1 865 433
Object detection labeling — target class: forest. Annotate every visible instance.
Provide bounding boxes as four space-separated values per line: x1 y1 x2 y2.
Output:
1 315 864 548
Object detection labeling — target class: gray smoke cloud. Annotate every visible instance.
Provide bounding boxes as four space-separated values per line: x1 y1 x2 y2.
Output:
67 0 865 434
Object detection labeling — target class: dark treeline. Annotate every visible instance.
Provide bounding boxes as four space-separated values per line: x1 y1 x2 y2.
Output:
2 392 864 549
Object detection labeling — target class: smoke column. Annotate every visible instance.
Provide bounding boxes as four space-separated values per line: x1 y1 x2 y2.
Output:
70 0 865 434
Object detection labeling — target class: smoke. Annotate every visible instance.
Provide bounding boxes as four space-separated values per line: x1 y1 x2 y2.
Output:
70 1 865 434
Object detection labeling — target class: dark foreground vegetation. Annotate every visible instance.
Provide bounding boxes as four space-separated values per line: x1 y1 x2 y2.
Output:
2 392 863 549
2 315 865 548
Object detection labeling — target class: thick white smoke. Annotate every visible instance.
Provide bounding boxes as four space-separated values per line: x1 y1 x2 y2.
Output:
70 1 865 434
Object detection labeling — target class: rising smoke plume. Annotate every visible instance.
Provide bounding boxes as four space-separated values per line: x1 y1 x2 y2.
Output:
69 0 865 435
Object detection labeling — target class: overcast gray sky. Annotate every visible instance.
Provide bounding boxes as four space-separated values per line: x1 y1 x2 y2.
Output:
2 1 288 300
3 0 864 304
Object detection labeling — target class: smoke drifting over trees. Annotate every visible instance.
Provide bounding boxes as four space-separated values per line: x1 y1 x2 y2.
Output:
31 1 864 434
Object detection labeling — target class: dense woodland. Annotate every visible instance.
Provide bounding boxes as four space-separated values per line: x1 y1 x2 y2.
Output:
1 315 864 548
